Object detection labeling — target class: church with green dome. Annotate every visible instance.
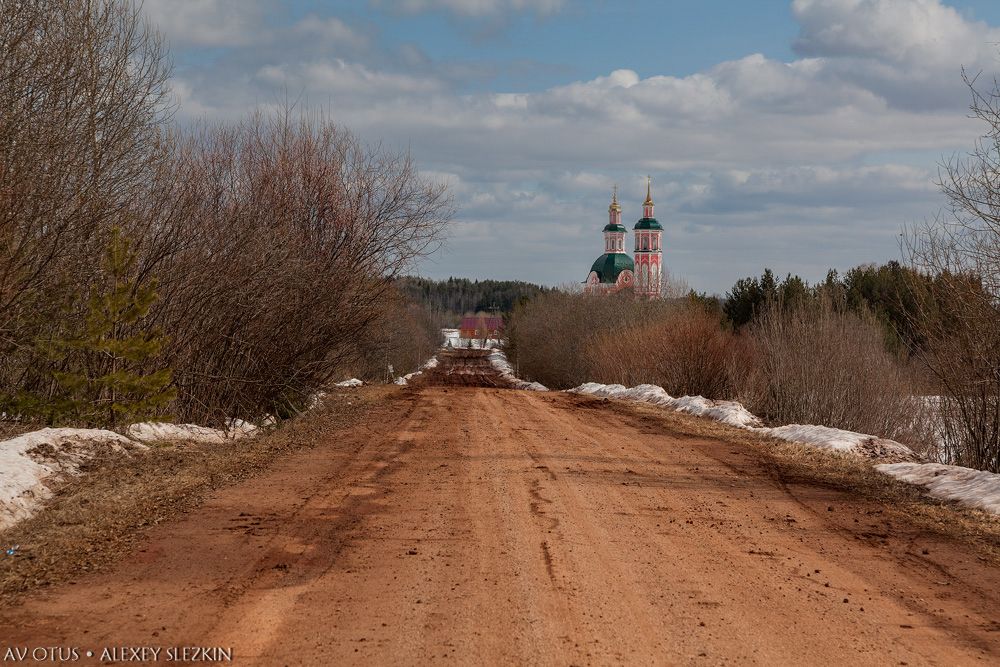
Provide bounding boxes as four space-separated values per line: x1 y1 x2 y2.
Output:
584 179 664 297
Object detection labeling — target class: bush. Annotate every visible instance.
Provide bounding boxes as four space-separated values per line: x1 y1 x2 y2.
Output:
509 285 935 454
506 291 676 389
903 274 1000 470
350 292 444 383
740 299 923 443
506 290 733 393
144 112 449 423
586 305 739 398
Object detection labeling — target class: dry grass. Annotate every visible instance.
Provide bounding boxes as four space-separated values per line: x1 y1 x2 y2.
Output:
0 385 399 603
0 421 38 440
600 395 1000 565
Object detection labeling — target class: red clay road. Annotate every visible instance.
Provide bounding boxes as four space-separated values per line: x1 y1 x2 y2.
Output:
3 359 1000 665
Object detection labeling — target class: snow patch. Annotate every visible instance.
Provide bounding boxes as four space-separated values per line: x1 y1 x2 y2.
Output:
440 326 501 350
334 378 364 388
0 428 144 532
227 419 258 436
765 424 916 460
673 395 763 429
395 356 439 386
126 421 257 445
876 463 1000 516
487 348 547 391
567 382 918 460
568 382 759 428
2 418 263 531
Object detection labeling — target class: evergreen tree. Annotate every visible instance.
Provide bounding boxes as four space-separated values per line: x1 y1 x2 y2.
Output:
394 276 548 323
723 275 765 327
34 227 175 426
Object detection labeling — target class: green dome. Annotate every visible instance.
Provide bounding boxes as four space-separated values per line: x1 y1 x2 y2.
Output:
634 217 663 231
603 223 627 233
589 253 634 284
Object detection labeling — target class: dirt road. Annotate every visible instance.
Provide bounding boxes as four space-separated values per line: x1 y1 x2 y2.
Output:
4 351 1000 665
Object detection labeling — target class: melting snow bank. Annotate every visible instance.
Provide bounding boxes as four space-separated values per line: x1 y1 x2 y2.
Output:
568 382 917 461
1 378 352 531
2 419 263 531
126 420 258 445
765 425 916 460
487 349 547 391
0 428 146 531
876 463 1000 516
334 378 364 388
570 383 759 428
395 356 439 385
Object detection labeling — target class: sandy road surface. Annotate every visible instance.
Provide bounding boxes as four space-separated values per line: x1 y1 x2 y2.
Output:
3 351 1000 665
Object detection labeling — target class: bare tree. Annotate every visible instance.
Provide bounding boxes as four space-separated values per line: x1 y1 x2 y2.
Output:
146 110 451 422
0 1 452 426
0 0 172 402
742 299 923 443
904 70 1000 471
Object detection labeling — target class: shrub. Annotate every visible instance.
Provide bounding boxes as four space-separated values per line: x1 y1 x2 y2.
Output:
586 305 738 398
740 299 923 443
903 274 1000 470
506 291 675 389
350 293 443 383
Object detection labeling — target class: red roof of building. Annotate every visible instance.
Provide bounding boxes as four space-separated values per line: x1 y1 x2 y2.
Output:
460 316 504 330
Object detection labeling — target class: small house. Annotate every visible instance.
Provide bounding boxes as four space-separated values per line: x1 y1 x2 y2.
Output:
459 315 504 340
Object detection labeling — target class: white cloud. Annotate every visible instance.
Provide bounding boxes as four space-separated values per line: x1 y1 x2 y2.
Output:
793 0 997 65
676 164 936 215
792 0 1000 109
143 0 269 47
155 0 1000 292
292 16 370 51
256 60 445 97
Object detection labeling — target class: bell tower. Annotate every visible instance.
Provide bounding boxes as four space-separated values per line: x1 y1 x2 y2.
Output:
585 186 635 294
604 185 626 254
633 177 664 298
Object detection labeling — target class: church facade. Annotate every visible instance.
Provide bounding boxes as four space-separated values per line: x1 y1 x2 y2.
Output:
584 179 663 298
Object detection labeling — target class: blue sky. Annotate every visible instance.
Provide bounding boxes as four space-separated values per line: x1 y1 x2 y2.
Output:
146 0 1000 294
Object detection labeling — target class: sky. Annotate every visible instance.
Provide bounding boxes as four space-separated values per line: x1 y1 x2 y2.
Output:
143 0 1000 294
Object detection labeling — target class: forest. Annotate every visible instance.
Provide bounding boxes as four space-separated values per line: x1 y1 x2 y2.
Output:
395 277 549 325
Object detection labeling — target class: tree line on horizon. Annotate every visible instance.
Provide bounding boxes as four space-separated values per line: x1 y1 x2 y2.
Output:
395 277 549 326
399 261 944 349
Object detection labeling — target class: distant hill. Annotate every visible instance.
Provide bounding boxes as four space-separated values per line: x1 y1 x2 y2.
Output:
396 277 549 324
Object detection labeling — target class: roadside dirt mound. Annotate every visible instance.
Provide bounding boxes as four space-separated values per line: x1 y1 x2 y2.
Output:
415 349 513 388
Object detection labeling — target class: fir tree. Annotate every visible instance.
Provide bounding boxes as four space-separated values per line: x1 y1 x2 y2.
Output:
37 227 175 426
